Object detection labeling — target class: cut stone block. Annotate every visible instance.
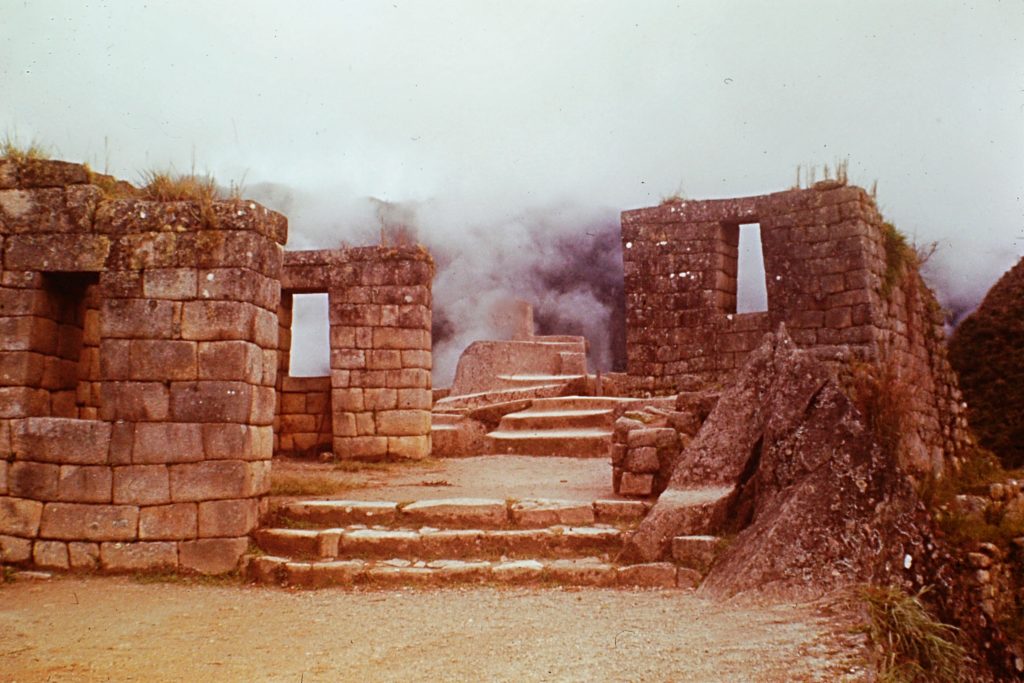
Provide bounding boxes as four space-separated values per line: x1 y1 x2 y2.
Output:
32 540 69 569
0 496 43 536
68 541 100 569
616 562 678 588
113 465 170 505
254 528 320 557
100 541 177 571
12 417 111 464
39 503 138 541
0 534 33 562
337 529 420 559
9 461 59 499
179 537 248 575
509 499 595 527
544 558 616 586
618 472 654 497
400 498 507 527
197 498 258 538
593 499 649 524
138 503 197 540
491 559 544 583
671 535 720 571
280 499 399 527
54 465 111 503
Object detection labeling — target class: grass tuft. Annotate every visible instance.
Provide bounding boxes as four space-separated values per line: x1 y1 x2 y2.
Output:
860 585 965 682
880 222 913 299
1 135 50 163
845 356 908 464
139 169 220 203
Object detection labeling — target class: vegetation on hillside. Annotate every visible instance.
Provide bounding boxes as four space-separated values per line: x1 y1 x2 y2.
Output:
948 257 1024 469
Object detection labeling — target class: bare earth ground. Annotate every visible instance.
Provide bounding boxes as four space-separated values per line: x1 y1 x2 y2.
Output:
1 458 870 682
0 576 868 682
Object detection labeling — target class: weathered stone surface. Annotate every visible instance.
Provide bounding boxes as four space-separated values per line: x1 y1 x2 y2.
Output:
671 535 719 572
616 562 678 588
0 459 7 495
12 417 112 464
168 460 262 502
8 461 59 499
132 423 204 464
100 541 177 571
280 500 399 527
618 472 654 497
32 540 69 569
112 465 170 505
509 499 595 527
57 465 113 503
179 537 248 575
593 499 649 523
491 559 544 582
0 534 32 562
39 503 138 541
99 382 169 421
68 541 100 569
138 503 197 540
627 328 924 598
197 498 258 537
0 496 43 536
401 498 507 527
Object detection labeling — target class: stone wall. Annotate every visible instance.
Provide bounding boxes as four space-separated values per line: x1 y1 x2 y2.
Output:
280 247 433 461
0 159 285 573
621 182 970 474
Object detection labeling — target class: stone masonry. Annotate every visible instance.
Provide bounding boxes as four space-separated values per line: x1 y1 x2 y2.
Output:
621 182 970 475
0 159 435 574
279 247 433 461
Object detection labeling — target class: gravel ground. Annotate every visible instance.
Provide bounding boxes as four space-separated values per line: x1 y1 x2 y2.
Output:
0 575 869 682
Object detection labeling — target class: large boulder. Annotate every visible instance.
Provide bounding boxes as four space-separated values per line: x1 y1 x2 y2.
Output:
622 326 922 598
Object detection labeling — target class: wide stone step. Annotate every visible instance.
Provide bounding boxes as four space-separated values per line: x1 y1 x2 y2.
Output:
254 525 624 561
245 555 695 589
485 429 611 457
276 497 647 530
494 374 585 390
499 409 613 431
433 383 571 411
528 396 635 412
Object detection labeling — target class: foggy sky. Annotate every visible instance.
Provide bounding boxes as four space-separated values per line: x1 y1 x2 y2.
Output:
3 1 1022 381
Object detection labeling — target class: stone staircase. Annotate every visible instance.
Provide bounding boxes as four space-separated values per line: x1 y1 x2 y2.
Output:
484 396 626 458
244 490 732 589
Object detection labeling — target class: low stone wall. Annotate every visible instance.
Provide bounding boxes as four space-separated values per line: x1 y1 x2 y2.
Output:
611 423 680 497
274 376 332 456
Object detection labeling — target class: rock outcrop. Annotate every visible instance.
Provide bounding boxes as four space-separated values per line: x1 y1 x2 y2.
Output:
622 327 922 597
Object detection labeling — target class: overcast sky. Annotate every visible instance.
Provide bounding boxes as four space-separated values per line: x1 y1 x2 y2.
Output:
3 1 1022 380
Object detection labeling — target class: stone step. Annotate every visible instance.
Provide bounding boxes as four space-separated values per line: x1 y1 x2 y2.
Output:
276 497 649 530
528 396 635 411
495 374 586 390
498 409 613 431
245 556 696 590
433 383 572 411
659 487 735 535
485 428 611 457
254 525 624 561
671 535 720 572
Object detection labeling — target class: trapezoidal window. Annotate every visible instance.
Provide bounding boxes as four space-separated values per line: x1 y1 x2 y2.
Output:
736 222 768 314
289 293 330 377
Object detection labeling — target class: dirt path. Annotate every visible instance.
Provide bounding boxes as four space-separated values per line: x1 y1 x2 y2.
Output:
0 575 868 682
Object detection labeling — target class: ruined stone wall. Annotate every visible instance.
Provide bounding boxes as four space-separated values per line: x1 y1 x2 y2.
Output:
621 182 970 474
0 159 285 573
281 247 433 461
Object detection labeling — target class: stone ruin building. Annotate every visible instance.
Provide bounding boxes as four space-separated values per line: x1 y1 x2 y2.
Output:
0 159 973 588
0 159 432 573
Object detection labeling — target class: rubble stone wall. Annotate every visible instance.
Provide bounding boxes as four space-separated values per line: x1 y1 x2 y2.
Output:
281 247 433 461
0 159 286 573
622 183 970 473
